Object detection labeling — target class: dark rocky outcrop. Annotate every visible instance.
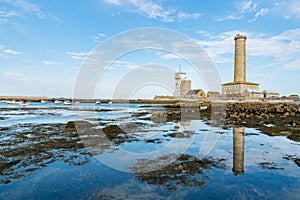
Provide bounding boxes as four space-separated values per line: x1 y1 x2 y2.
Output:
65 121 94 132
295 159 300 167
102 125 125 140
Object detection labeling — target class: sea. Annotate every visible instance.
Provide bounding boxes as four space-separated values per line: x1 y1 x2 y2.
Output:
0 101 299 199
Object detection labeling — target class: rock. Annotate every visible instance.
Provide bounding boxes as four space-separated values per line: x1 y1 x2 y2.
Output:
294 159 300 167
167 132 188 138
166 111 181 121
66 121 76 129
119 123 140 133
102 125 125 140
66 121 94 131
151 111 167 123
145 139 162 144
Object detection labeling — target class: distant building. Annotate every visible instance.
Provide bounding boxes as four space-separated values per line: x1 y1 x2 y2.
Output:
262 90 280 99
250 91 262 99
185 89 205 99
207 91 221 100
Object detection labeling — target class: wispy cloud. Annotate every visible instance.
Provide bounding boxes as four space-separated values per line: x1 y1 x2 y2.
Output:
66 52 89 60
0 10 20 17
283 60 300 70
250 8 268 22
216 14 242 22
160 53 181 60
41 60 64 66
217 0 268 22
104 0 121 6
177 11 202 21
2 72 31 82
274 0 300 19
127 0 177 22
103 0 202 22
1 0 44 19
91 32 107 43
0 10 21 23
240 0 257 14
3 49 21 55
0 0 61 21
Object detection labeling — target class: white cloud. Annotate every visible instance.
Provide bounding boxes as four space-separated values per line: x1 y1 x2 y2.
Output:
91 32 107 43
66 52 89 60
42 60 64 65
0 10 21 23
240 0 257 14
111 60 139 70
160 53 180 60
216 15 242 22
177 11 202 21
1 0 44 19
128 0 176 22
0 10 20 17
197 30 238 62
0 0 60 21
4 49 21 55
274 0 300 19
2 72 31 82
104 0 121 6
250 8 268 22
103 0 202 22
217 0 268 22
197 28 300 70
283 59 300 70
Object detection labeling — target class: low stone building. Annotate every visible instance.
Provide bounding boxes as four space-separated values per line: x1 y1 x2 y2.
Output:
207 91 221 100
262 90 280 99
185 89 205 99
250 91 262 99
222 82 259 96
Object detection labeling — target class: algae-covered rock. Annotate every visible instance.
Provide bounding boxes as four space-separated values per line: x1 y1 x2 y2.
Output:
102 125 125 140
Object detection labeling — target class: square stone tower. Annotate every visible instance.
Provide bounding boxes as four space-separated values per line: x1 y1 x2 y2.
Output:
222 34 259 98
174 65 191 98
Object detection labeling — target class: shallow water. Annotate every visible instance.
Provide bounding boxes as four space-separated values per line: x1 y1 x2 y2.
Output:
0 102 299 199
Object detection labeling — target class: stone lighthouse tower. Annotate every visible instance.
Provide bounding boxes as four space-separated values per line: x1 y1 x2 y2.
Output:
222 34 259 98
234 34 247 82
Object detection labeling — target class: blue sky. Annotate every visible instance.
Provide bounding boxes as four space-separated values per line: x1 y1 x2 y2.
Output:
0 0 300 98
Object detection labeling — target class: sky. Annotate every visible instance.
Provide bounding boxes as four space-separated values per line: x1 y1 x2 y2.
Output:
0 0 300 99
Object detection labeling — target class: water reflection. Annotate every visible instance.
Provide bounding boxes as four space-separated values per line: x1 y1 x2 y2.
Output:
232 127 245 175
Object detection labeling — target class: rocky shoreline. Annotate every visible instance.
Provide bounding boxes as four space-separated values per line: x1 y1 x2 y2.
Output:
157 102 300 142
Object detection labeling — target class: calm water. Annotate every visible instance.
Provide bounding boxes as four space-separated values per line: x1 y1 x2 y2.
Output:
0 102 299 199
